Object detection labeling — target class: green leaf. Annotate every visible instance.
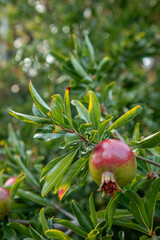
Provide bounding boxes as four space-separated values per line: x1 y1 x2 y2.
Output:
89 193 98 227
15 156 39 187
51 50 67 63
17 189 49 206
102 81 115 102
29 81 50 115
29 226 45 240
2 224 17 240
58 155 89 200
97 209 132 220
9 109 51 124
107 105 142 131
9 222 31 237
34 125 64 142
53 218 87 238
10 173 25 199
95 220 107 234
41 149 78 196
125 190 150 230
85 35 95 63
88 91 101 130
129 131 160 148
145 177 160 230
113 218 149 235
64 87 72 127
98 115 113 141
105 192 122 229
50 97 65 125
40 208 49 233
51 94 64 110
45 229 72 240
133 122 140 141
65 133 82 146
71 200 94 233
71 100 90 123
97 56 110 72
32 103 46 117
86 229 100 240
71 55 90 79
40 152 69 181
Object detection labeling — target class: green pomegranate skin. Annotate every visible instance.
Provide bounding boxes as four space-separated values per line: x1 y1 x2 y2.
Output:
89 139 137 188
0 187 11 220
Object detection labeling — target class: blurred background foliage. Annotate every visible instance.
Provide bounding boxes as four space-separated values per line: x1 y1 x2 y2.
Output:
0 1 160 239
1 0 160 146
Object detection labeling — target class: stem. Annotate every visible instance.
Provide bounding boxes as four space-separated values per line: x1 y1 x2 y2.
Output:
59 125 95 146
136 155 160 168
51 201 75 220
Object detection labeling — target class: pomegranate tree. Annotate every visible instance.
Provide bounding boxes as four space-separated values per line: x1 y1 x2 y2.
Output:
89 139 137 197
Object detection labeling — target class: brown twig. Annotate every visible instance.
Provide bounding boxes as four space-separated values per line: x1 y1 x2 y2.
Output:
136 155 160 168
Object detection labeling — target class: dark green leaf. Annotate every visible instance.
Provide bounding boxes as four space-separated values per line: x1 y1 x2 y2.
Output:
65 133 82 146
125 190 150 230
71 200 94 233
41 149 78 196
53 218 87 238
145 178 160 230
40 208 49 233
29 226 45 240
9 222 31 237
85 229 100 240
89 193 98 227
10 173 25 199
58 154 89 200
34 125 64 141
105 192 121 229
64 87 72 127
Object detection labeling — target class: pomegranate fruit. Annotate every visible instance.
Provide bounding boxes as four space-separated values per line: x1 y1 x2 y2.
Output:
89 139 136 197
0 187 11 220
4 177 17 186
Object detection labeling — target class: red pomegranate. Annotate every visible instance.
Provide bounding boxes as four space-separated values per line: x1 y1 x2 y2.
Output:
4 177 17 186
89 139 137 197
0 187 11 220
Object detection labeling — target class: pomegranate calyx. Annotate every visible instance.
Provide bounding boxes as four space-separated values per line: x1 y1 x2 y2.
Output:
97 171 122 198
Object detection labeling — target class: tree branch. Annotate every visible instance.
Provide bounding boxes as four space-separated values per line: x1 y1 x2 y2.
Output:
136 155 160 168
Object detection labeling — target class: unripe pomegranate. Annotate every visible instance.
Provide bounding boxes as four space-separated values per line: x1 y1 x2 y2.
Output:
89 139 137 197
4 177 17 186
0 187 11 220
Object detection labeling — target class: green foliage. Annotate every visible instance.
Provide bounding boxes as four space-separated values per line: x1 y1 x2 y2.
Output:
1 2 160 239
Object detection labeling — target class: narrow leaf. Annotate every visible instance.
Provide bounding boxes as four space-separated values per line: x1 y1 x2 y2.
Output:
58 155 89 200
53 218 87 238
85 35 95 63
29 81 50 115
64 87 72 127
71 100 90 123
88 91 101 130
40 208 49 232
41 149 78 197
129 131 160 148
29 226 45 240
41 153 69 180
71 200 94 233
98 115 113 140
145 178 160 230
45 229 72 240
15 156 39 187
125 190 150 230
71 55 89 78
10 173 25 199
105 192 121 229
9 109 51 124
107 105 142 131
9 222 31 237
113 218 149 235
89 193 98 227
